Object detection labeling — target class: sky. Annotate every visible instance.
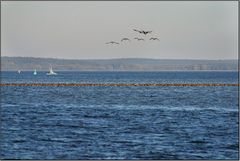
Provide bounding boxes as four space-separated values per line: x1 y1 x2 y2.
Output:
1 1 238 60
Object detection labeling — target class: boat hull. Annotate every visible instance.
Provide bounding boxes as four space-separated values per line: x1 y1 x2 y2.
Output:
46 73 57 75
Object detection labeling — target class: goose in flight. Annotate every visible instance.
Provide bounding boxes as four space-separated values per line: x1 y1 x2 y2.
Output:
149 37 159 41
141 30 152 35
133 29 142 33
133 29 152 35
106 41 120 45
134 38 145 41
121 38 131 42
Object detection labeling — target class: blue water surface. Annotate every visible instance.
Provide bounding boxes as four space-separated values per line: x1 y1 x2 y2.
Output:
1 71 239 159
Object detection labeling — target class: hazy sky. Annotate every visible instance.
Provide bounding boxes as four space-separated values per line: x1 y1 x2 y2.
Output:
1 1 238 59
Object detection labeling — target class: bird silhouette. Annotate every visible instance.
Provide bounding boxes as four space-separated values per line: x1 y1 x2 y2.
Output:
134 38 145 41
141 30 152 35
149 37 159 41
106 41 120 44
133 29 152 35
133 29 142 34
121 38 131 42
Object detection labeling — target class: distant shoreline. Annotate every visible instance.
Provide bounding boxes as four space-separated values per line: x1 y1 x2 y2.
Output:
2 56 238 71
1 83 238 87
1 70 238 72
1 56 238 61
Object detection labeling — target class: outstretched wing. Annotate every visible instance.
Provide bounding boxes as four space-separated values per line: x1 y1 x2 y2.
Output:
106 41 119 44
121 38 130 42
133 29 142 33
149 37 159 41
134 37 144 41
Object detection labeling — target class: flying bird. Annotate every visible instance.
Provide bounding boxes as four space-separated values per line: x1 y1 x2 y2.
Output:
133 29 152 35
134 38 145 41
133 29 142 34
149 37 159 41
106 41 120 45
121 38 131 42
141 30 152 35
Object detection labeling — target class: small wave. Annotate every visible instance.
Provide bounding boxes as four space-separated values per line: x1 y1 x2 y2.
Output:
11 102 237 113
1 104 19 107
62 104 238 112
12 139 26 143
110 104 237 112
190 140 208 144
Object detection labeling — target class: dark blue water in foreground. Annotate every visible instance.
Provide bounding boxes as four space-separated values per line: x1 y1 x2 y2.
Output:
1 71 239 159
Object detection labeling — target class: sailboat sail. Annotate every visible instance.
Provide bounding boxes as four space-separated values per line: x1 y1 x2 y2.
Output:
47 66 57 75
33 69 37 75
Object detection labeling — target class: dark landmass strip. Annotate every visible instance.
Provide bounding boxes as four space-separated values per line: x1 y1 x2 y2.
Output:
1 56 238 71
1 83 238 87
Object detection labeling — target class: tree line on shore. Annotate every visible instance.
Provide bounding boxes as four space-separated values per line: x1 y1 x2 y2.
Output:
1 56 238 71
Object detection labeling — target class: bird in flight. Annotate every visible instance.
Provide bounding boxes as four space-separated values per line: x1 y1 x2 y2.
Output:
149 37 159 41
121 38 131 42
141 30 152 35
133 29 142 33
133 29 152 35
106 41 120 44
134 38 145 41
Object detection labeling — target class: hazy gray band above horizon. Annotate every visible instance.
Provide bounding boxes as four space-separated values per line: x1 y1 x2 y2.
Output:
1 1 238 60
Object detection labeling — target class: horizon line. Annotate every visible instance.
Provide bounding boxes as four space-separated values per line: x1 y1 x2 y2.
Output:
1 56 238 61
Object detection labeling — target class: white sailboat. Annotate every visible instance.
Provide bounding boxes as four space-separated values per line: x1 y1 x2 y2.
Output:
33 69 37 75
46 66 57 75
18 70 21 74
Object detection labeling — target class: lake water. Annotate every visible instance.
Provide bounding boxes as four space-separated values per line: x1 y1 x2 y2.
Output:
1 71 239 159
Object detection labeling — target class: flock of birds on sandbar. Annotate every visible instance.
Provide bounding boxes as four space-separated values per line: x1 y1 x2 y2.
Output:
106 29 159 45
